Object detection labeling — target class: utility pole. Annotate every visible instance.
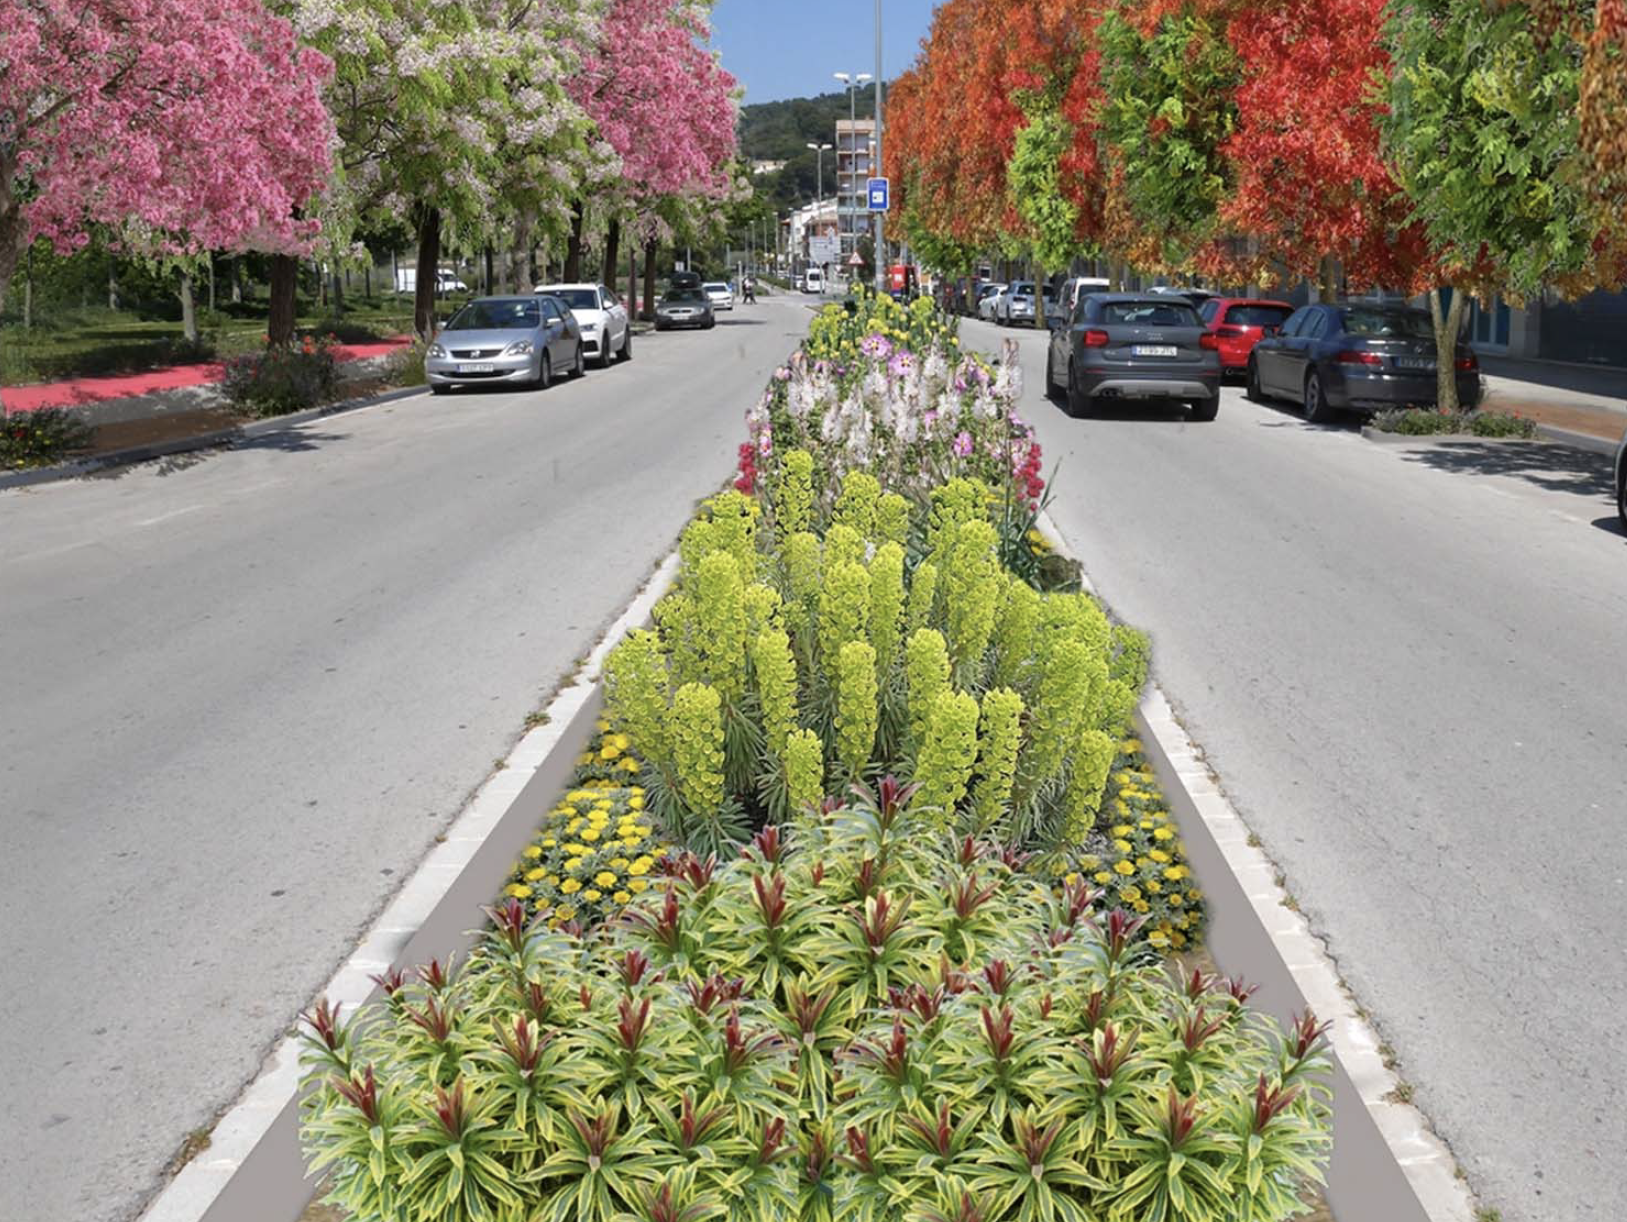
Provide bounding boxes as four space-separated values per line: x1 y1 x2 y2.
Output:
874 0 885 295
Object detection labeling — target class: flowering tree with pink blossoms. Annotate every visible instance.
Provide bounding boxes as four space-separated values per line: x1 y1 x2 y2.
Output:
567 0 738 304
0 0 334 398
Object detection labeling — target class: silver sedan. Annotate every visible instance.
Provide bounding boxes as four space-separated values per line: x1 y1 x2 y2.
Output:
426 295 584 394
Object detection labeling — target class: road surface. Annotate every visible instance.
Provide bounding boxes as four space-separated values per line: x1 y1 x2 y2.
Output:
968 316 1627 1222
0 297 808 1222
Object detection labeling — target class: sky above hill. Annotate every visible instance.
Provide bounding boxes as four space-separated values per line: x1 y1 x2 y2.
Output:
710 0 939 103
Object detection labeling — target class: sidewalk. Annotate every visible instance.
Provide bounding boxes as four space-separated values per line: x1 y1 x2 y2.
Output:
2 337 413 415
1480 370 1626 444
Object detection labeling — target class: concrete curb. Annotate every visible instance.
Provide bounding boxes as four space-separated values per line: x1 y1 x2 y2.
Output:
0 384 429 493
1035 508 1478 1222
136 546 682 1222
1359 421 1621 457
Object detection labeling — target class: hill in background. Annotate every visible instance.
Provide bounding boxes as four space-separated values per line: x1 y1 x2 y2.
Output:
739 87 885 214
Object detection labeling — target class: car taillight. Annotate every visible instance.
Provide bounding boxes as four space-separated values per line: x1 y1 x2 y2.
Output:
1199 332 1220 350
1455 353 1477 370
1215 325 1247 337
1083 329 1110 348
1337 350 1383 366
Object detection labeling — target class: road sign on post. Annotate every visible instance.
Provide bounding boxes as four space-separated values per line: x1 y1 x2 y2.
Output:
866 177 890 212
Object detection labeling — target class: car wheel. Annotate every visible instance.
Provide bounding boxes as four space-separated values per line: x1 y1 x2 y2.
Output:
430 383 449 396
1303 371 1332 423
571 343 586 378
705 319 716 330
1065 364 1093 419
1044 349 1058 401
620 328 632 361
538 351 553 390
1618 470 1627 532
597 337 613 369
1246 357 1264 403
1189 396 1219 422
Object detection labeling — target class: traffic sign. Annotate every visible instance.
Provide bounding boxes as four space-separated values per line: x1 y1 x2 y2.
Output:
866 177 890 212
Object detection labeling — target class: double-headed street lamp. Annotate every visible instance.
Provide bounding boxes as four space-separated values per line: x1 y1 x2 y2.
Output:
806 141 833 261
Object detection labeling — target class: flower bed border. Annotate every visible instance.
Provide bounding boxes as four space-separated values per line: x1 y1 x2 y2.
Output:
1037 510 1477 1222
136 548 682 1222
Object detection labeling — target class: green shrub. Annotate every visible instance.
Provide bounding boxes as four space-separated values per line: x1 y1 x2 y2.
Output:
386 341 427 388
1467 410 1536 438
0 407 92 469
221 337 338 416
1371 408 1537 438
302 789 1332 1222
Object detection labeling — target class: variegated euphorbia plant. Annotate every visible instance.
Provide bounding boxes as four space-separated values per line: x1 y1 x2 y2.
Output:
301 782 1331 1222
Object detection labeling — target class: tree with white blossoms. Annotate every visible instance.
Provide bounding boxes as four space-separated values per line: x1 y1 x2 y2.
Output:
289 0 603 339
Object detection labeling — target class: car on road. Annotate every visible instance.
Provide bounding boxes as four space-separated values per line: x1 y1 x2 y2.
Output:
654 287 716 330
533 282 631 368
998 281 1058 327
977 283 1009 322
670 270 702 292
1197 297 1294 377
1059 276 1110 318
804 267 825 294
1150 285 1217 307
425 294 584 394
1045 293 1221 420
1246 302 1481 423
703 281 735 311
1616 429 1627 529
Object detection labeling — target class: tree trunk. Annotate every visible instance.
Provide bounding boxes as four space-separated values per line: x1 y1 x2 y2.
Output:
390 249 399 297
179 271 199 344
1318 254 1339 304
564 200 587 283
1428 286 1469 413
109 265 120 311
603 217 621 289
414 206 442 340
232 257 244 304
642 239 659 322
1032 262 1046 330
207 257 216 313
23 245 33 330
364 263 371 300
484 244 494 296
330 255 343 321
1108 257 1125 293
268 254 298 346
628 244 638 319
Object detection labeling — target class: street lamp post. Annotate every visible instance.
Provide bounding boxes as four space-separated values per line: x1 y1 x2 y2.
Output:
834 70 872 284
873 0 885 294
806 141 832 280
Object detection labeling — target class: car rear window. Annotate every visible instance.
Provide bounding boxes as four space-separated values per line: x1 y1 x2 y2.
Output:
1100 301 1201 327
1341 308 1433 339
445 300 539 330
546 288 598 310
703 283 729 292
666 289 706 303
1225 304 1292 327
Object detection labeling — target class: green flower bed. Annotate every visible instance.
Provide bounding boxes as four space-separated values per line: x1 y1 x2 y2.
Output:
1 406 92 469
1369 407 1536 438
299 304 1335 1221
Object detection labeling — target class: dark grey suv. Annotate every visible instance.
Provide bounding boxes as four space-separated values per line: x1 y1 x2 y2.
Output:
1045 293 1221 420
1246 302 1481 422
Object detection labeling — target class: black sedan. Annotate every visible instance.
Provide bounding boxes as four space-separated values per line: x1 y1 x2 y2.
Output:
654 287 716 331
1045 293 1221 420
1246 302 1481 423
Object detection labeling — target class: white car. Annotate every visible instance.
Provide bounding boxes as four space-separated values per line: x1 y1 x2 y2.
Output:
977 283 1009 322
532 281 631 368
703 281 735 311
1058 276 1110 318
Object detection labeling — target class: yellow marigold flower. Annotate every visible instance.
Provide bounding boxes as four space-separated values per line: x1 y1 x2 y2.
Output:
611 857 630 869
1140 820 1154 830
585 889 602 901
612 733 631 751
595 871 617 888
628 794 644 808
506 884 532 899
1163 866 1185 881
1145 879 1161 894
1094 871 1113 885
522 845 543 859
568 817 583 833
1121 886 1142 903
1171 931 1187 948
555 904 575 921
1170 893 1185 906
565 842 588 855
621 758 640 772
1113 838 1133 854
595 719 610 732
560 878 582 895
600 743 621 760
1133 900 1151 914
1154 827 1174 841
1112 824 1132 837
1150 850 1171 864
1113 860 1135 876
1063 872 1080 886
525 868 546 882
1079 854 1101 870
614 890 631 904
629 878 649 893
580 829 600 842
544 875 559 887
567 858 587 873
1147 929 1170 946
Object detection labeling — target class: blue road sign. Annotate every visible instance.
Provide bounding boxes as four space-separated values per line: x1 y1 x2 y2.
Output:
867 177 890 212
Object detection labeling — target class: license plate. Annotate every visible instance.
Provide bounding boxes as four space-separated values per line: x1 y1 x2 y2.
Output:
1132 345 1178 358
1395 356 1435 371
459 363 496 374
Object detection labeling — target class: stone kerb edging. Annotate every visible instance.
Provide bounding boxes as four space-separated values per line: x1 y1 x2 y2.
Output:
1034 509 1477 1222
137 547 683 1222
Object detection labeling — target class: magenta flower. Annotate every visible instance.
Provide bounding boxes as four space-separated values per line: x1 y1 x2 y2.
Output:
860 332 894 361
953 431 974 457
887 350 918 379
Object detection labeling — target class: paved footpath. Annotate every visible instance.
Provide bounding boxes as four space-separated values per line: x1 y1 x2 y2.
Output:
0 298 805 1222
970 317 1627 1222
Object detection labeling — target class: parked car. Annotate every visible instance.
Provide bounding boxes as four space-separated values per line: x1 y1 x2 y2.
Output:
425 294 584 394
1197 297 1294 377
702 281 735 311
533 281 631 368
977 283 1009 322
395 268 467 296
654 287 715 330
1149 285 1216 307
998 281 1058 326
1044 293 1220 420
804 267 825 294
1615 429 1627 529
1246 302 1480 423
670 270 702 292
1059 276 1111 318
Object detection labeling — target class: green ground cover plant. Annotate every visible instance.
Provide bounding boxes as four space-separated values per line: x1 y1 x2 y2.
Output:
1369 408 1536 438
302 784 1333 1222
221 335 340 416
0 406 92 469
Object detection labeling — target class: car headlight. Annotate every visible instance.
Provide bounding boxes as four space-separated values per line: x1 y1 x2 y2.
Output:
504 340 534 356
581 322 598 333
427 343 447 358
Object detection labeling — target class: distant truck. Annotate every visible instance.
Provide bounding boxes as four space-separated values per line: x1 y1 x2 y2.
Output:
394 268 468 296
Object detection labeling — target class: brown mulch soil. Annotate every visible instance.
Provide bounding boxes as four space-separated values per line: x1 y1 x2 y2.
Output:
1485 398 1627 441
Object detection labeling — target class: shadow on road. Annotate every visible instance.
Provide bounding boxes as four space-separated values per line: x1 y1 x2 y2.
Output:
1397 439 1615 499
1592 515 1627 539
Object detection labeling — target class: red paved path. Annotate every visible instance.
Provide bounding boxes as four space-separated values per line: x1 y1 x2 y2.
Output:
1 337 412 414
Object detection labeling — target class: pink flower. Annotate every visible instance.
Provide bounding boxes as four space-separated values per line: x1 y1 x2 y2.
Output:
887 350 918 379
860 332 894 361
953 431 974 458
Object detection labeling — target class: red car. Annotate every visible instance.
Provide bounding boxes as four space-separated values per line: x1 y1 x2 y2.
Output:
1198 298 1295 376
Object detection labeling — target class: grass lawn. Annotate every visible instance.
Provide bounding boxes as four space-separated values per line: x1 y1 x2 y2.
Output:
0 295 446 386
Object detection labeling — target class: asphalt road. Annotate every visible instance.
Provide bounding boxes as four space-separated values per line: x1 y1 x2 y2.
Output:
0 298 808 1222
968 317 1627 1222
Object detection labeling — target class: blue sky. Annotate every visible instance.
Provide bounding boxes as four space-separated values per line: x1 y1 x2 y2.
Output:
709 0 940 104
